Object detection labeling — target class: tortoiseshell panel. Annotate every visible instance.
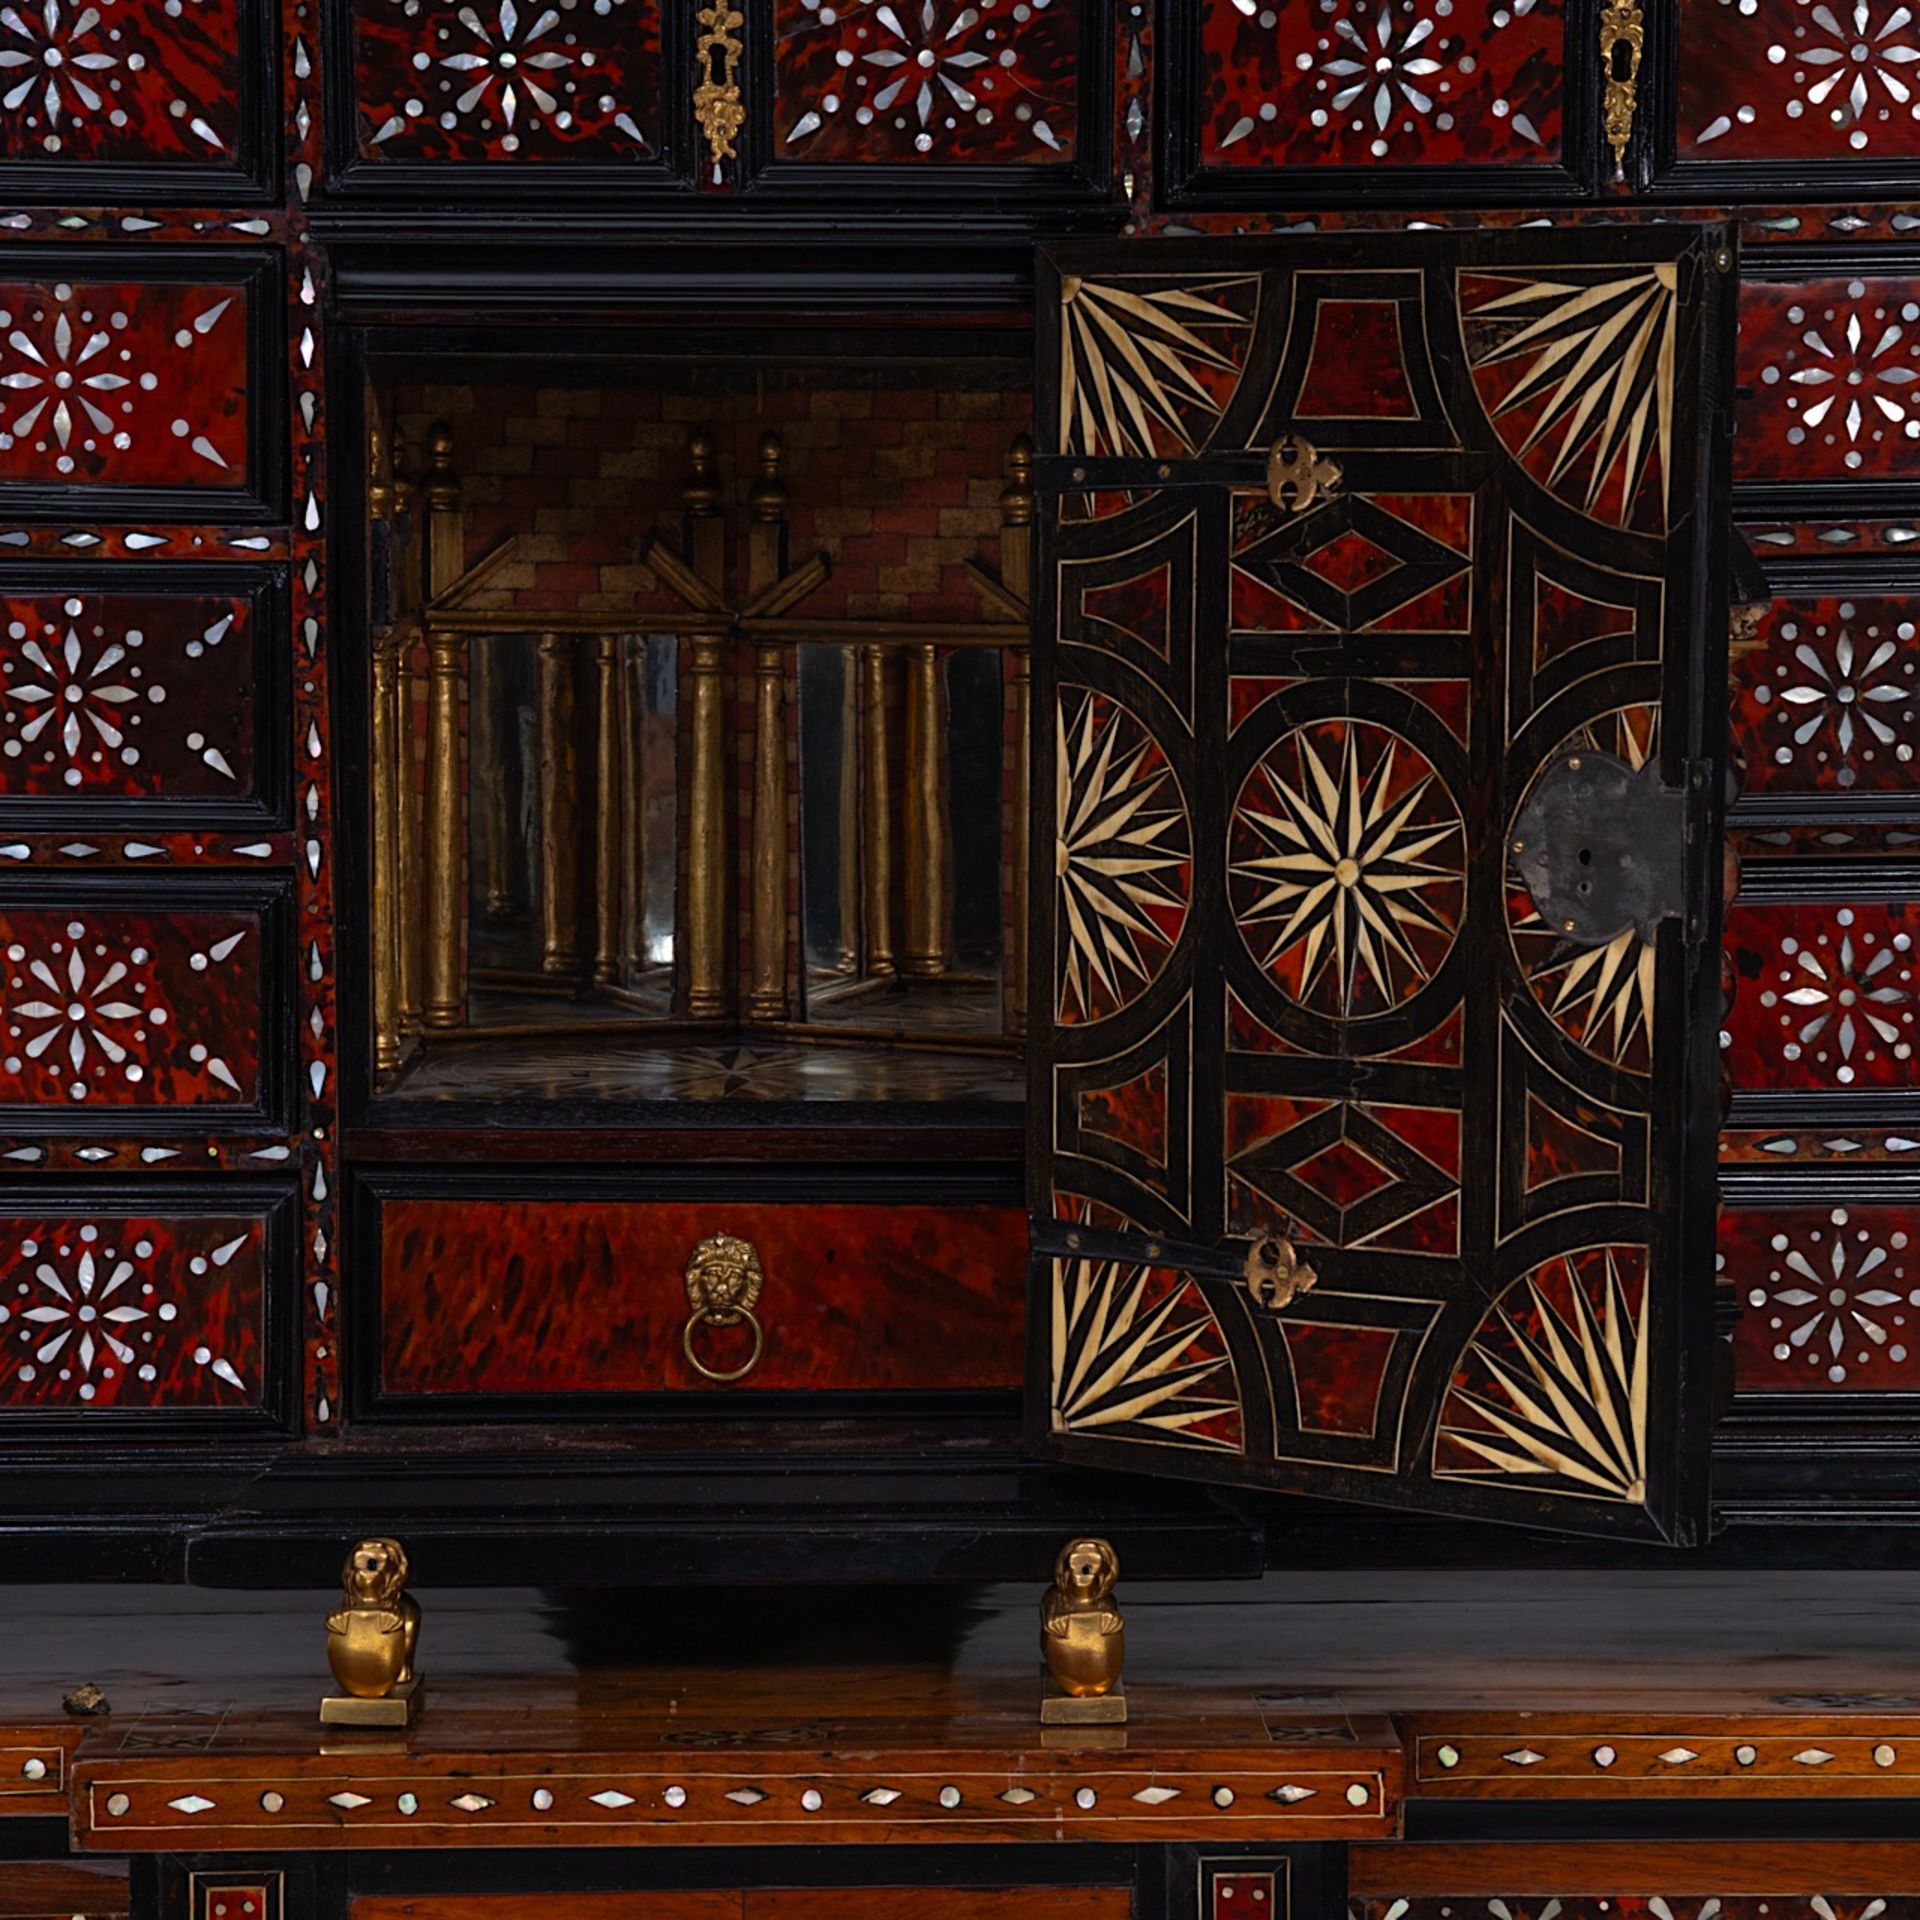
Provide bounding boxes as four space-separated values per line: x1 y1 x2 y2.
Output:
0 1208 265 1409
774 0 1079 163
1677 0 1920 163
0 275 249 489
1197 0 1565 168
0 0 247 167
1736 276 1920 484
1726 1199 1920 1391
1722 900 1920 1090
0 587 255 802
350 0 660 162
1034 231 1730 1544
1731 590 1920 799
0 904 261 1110
377 1198 1026 1396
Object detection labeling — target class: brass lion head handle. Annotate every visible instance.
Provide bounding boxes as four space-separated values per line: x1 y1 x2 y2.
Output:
1266 435 1342 516
683 1232 766 1384
1243 1235 1318 1312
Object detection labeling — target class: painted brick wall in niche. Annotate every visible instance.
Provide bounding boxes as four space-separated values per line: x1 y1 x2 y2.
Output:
390 368 1033 624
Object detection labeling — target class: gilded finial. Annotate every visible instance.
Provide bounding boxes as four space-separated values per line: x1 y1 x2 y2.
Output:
750 430 787 524
683 428 721 517
423 422 459 512
367 420 392 523
1001 432 1035 527
391 423 416 519
1040 1536 1127 1725
321 1537 424 1727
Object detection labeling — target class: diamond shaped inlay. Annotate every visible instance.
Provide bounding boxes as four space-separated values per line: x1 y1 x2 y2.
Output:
588 1790 634 1809
327 1792 370 1809
861 1787 901 1805
1132 1786 1180 1804
999 1787 1037 1805
1502 1749 1545 1766
450 1793 493 1812
1271 1784 1317 1802
167 1794 215 1813
1658 1748 1699 1765
724 1787 765 1806
1795 1748 1836 1765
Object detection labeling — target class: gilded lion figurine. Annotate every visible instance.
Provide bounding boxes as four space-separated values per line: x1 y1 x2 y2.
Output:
1041 1536 1125 1698
326 1537 420 1700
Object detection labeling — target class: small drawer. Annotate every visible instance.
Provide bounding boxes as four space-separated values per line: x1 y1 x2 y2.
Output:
0 882 291 1131
366 1178 1026 1407
0 251 280 520
0 1182 296 1427
0 567 283 828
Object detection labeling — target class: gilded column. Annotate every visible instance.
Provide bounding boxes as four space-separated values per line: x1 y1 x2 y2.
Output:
537 632 584 977
594 633 623 986
747 432 789 1024
859 644 894 980
423 627 468 1030
1001 433 1034 1034
901 641 950 977
370 629 402 1075
683 430 729 1020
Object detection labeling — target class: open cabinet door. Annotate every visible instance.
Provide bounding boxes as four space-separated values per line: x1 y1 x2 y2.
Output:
1027 228 1735 1546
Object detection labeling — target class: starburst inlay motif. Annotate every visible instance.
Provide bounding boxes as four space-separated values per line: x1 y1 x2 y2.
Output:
1761 288 1920 470
1438 1246 1649 1503
1231 718 1464 1021
1053 690 1190 1026
1752 603 1918 785
781 0 1073 158
1751 1205 1916 1385
1464 266 1678 529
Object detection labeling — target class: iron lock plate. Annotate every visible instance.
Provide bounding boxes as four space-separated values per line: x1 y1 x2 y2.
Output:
1510 750 1689 946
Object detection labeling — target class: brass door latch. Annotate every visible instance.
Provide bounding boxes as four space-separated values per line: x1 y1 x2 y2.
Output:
1266 435 1342 515
1242 1235 1318 1311
683 1232 766 1383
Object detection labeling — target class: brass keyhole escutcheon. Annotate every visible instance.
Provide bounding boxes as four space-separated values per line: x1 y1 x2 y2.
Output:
683 1232 766 1383
1243 1235 1318 1312
1266 435 1342 516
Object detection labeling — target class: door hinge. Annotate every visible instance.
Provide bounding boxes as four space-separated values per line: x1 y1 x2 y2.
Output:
1510 750 1689 946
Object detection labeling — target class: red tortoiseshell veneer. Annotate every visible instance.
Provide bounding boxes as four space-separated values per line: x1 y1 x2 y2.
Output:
376 1199 1027 1399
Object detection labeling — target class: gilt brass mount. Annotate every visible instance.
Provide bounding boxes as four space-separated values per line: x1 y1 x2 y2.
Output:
694 5 746 168
322 1537 423 1728
1266 435 1342 516
1243 1235 1317 1312
1600 0 1644 175
684 1232 767 1384
1041 1536 1127 1725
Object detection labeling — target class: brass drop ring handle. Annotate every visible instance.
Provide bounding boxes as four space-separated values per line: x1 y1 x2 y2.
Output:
682 1304 765 1384
682 1232 767 1385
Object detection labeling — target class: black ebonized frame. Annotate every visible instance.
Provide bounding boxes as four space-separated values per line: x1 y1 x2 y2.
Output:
0 561 291 836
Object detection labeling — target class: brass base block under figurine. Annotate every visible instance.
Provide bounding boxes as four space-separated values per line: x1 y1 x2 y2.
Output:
320 1676 423 1728
1040 1670 1126 1725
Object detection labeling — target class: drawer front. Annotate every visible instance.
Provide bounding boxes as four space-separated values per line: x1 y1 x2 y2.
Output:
0 569 281 823
371 1187 1026 1403
0 885 290 1129
0 1183 294 1425
0 252 278 518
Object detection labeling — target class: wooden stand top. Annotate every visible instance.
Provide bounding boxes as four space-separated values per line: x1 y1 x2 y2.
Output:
2 1572 1916 1853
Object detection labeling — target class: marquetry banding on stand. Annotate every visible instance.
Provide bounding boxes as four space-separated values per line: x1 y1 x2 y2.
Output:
1412 1726 1920 1794
74 1765 1395 1848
